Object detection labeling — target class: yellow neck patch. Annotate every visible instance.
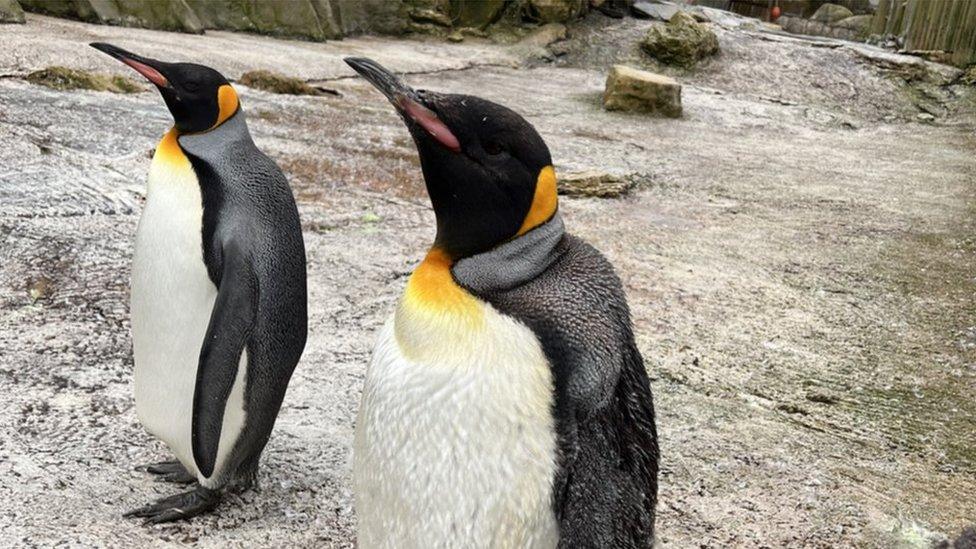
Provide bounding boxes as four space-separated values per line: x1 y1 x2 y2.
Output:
152 127 190 169
401 248 480 313
395 247 485 361
212 84 239 129
517 165 558 235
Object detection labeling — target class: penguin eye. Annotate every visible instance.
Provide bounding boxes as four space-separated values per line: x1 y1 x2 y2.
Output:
184 80 201 93
483 141 504 156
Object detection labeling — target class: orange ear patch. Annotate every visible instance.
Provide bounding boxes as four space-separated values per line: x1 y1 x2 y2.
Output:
212 84 239 129
517 165 558 236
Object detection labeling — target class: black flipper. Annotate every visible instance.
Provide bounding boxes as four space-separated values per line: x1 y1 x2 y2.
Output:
191 243 257 479
457 229 659 548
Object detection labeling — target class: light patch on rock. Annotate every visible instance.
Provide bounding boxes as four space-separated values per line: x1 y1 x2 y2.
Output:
603 64 682 117
557 170 636 198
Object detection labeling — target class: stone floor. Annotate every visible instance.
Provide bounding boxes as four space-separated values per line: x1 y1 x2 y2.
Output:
1 12 974 548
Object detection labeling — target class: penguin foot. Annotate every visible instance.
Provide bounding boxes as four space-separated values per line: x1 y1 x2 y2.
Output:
137 460 196 484
124 486 220 524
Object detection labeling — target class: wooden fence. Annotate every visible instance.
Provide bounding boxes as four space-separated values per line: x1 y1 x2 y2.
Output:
872 0 976 67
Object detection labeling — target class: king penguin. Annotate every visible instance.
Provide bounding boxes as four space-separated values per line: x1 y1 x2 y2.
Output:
345 57 659 548
91 43 307 523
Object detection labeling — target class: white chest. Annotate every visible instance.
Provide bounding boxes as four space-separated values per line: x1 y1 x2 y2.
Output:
129 153 218 476
354 303 559 549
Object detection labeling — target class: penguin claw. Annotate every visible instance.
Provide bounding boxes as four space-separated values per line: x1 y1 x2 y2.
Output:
124 486 220 524
153 471 197 484
143 508 189 525
135 460 197 484
136 460 181 474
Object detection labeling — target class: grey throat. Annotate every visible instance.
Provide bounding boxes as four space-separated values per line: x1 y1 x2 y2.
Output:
452 212 565 293
178 109 250 162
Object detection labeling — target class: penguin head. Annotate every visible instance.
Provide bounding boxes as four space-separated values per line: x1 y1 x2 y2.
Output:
345 57 557 260
90 43 239 134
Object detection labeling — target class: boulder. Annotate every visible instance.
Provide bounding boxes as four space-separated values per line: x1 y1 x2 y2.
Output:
594 0 628 18
558 170 635 198
961 66 976 86
603 64 682 117
524 0 588 23
832 14 871 32
518 22 567 48
0 0 25 23
810 3 853 24
641 11 719 68
450 0 506 28
409 7 452 27
779 15 843 40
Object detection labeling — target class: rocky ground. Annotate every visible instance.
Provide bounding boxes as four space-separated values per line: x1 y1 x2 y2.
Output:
1 12 975 549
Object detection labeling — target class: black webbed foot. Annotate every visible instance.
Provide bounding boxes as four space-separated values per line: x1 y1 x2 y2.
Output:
123 485 220 524
136 460 197 484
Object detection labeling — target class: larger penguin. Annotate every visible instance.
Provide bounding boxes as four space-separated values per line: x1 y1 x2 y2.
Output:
91 43 307 523
346 58 659 548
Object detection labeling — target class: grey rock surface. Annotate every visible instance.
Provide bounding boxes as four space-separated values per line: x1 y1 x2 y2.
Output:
14 0 591 39
631 1 678 21
20 0 205 33
1 12 976 549
19 0 413 38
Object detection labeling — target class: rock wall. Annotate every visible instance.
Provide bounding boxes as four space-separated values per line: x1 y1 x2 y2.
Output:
11 0 590 38
19 0 204 32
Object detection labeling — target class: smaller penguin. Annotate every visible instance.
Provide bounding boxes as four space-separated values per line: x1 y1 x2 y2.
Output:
90 43 307 523
346 57 659 548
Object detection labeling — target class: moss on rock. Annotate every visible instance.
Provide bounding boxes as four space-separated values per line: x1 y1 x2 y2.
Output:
523 0 587 23
0 0 25 24
641 11 718 69
25 66 144 93
238 70 323 96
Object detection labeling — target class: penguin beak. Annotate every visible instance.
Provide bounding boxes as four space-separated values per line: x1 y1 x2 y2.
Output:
344 57 461 153
89 42 172 89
